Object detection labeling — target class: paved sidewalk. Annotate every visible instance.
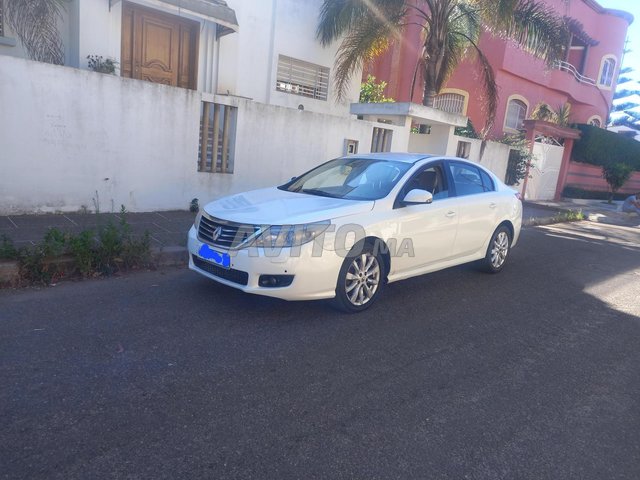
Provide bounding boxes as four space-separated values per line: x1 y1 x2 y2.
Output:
0 210 196 249
1 200 636 251
532 199 640 228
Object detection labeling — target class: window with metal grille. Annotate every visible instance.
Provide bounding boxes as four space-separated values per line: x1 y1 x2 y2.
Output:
198 101 237 174
434 93 465 114
371 127 393 153
505 99 527 130
276 55 329 101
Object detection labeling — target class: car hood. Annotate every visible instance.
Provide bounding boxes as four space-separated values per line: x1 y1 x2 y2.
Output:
203 187 374 225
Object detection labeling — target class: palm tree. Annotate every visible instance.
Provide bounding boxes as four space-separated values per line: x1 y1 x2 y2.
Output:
317 0 568 134
4 0 67 65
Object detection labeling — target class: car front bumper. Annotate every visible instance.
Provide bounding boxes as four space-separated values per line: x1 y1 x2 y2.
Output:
187 226 342 301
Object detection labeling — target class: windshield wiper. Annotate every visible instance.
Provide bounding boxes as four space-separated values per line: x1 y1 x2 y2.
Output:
300 188 339 198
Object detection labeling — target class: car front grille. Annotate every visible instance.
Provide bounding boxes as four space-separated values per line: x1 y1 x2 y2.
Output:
197 214 260 249
192 255 249 286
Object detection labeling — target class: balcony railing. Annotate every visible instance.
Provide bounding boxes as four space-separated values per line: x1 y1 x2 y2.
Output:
554 61 596 86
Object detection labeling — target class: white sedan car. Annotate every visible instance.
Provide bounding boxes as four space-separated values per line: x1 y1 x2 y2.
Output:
188 153 522 312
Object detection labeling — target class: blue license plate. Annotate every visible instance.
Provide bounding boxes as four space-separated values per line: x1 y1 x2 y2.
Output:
198 244 231 268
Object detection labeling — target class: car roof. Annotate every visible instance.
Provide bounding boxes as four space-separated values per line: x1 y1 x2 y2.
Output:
345 152 434 164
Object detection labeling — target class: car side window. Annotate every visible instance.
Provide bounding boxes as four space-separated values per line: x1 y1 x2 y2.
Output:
400 164 449 202
448 163 486 196
480 170 495 192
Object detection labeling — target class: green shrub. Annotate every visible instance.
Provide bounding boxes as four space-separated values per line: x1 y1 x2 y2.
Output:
572 124 640 171
602 163 633 203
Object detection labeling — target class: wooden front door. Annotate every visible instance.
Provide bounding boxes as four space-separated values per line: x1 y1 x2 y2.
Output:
121 2 199 89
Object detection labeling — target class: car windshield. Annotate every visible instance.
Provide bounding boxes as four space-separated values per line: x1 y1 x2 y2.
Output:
279 158 412 201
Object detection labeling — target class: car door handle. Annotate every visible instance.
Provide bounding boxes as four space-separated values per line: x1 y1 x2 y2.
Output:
489 203 497 209
446 211 456 218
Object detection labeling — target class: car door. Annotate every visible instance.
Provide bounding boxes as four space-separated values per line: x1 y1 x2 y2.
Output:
447 161 501 258
390 162 460 275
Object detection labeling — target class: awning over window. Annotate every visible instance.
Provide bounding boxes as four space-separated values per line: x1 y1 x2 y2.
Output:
158 0 238 36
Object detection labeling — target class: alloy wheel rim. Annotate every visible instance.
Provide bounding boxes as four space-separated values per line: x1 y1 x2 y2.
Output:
345 253 381 306
491 231 509 268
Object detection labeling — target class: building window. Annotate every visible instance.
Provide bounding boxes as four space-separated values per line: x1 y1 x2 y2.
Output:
198 101 237 174
456 141 471 159
598 56 616 88
505 99 528 130
371 127 393 152
276 55 329 101
434 92 466 115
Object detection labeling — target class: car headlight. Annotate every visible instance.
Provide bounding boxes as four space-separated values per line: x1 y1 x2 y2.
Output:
256 221 331 248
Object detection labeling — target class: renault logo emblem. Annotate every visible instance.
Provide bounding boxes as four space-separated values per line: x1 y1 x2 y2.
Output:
212 226 222 241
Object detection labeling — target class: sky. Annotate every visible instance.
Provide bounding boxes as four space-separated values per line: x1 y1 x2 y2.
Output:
597 0 640 73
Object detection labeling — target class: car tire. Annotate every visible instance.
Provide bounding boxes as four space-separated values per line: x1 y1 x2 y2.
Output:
332 242 385 313
481 225 512 273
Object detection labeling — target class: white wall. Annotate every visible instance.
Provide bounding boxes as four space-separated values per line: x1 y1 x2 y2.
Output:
219 0 361 115
408 125 455 155
527 142 565 201
409 131 512 182
0 55 407 214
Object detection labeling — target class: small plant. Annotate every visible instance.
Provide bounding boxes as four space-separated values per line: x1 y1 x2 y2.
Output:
554 209 586 222
602 163 632 204
87 55 118 74
359 75 394 103
530 102 555 122
530 102 572 126
454 119 479 139
190 198 199 213
68 230 95 276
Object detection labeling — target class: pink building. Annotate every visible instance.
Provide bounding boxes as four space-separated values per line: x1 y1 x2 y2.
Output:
368 0 633 139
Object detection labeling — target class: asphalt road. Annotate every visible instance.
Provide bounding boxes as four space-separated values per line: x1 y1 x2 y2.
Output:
1 222 639 480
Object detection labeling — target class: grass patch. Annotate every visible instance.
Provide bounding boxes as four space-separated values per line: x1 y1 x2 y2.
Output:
527 209 586 226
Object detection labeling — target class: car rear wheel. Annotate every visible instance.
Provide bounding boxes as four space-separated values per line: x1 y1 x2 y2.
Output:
332 244 384 313
482 225 511 273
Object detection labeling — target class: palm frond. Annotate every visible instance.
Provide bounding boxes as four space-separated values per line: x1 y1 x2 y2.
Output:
435 2 481 90
332 13 404 102
4 0 67 65
321 0 406 101
317 0 405 46
482 0 568 64
554 102 572 127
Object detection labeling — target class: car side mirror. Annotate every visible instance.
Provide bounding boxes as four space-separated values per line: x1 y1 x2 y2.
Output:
403 189 433 205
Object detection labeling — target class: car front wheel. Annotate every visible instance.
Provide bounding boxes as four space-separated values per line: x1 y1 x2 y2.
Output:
332 244 384 313
482 225 511 273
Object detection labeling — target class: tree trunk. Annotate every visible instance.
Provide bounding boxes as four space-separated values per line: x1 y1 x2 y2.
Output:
423 86 437 107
